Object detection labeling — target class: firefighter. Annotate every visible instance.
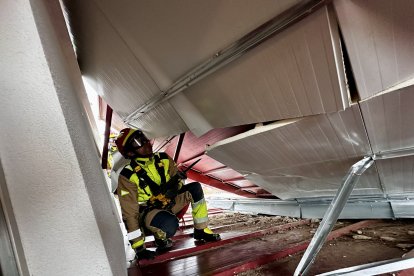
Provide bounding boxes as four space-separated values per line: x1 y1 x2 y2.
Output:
115 128 221 260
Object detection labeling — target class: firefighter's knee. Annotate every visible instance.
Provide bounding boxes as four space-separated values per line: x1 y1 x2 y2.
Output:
182 182 204 202
150 210 179 238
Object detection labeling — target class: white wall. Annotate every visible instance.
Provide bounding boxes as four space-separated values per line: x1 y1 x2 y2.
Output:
0 0 126 275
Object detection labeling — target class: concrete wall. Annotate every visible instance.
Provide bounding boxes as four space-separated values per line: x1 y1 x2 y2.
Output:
0 0 126 275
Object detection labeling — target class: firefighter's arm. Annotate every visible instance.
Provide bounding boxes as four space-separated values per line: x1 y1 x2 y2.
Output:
117 173 145 249
163 155 185 198
166 154 186 182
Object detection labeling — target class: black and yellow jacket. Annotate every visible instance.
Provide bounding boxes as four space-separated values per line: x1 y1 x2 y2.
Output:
117 152 180 249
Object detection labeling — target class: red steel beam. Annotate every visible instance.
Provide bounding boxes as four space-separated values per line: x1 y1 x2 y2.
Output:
139 219 310 267
154 135 176 152
202 166 229 175
213 220 381 276
179 152 205 165
186 170 256 198
225 176 247 182
101 104 113 169
173 133 185 163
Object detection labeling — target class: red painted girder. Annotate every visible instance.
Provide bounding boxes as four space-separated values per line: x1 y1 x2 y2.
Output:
202 166 229 175
186 170 256 198
225 176 247 182
139 219 310 267
213 220 381 276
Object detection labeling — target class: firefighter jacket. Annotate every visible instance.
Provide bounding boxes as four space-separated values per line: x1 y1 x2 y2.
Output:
117 152 180 249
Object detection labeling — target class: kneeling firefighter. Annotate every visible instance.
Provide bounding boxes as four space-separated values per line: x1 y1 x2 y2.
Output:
115 128 221 260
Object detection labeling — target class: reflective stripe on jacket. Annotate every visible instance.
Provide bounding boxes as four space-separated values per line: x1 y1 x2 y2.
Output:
117 152 180 248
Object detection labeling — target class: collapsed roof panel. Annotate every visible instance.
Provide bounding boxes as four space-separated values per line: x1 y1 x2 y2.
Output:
128 101 188 138
62 0 311 136
360 83 414 153
208 105 370 172
63 0 160 118
206 105 383 200
244 158 381 200
180 6 348 129
360 83 414 196
376 156 414 196
334 0 414 100
91 0 302 90
62 0 414 202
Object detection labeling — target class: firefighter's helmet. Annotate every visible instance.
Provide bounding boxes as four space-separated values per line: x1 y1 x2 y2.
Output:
115 128 149 158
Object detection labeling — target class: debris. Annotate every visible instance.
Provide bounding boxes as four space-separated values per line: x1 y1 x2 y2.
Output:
396 244 414 249
351 230 363 235
408 230 414 235
352 235 372 240
310 218 320 223
310 229 316 234
380 236 396 242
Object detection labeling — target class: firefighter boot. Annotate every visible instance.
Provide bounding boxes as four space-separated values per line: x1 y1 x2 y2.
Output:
194 228 221 242
155 238 173 252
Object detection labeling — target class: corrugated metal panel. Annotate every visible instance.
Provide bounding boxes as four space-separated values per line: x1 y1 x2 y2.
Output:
391 201 414 218
128 101 188 138
63 0 308 136
91 0 301 90
360 84 414 196
209 198 404 218
180 6 348 129
207 105 383 200
208 105 369 173
375 156 414 195
243 160 381 200
301 201 394 219
360 84 414 153
334 0 414 100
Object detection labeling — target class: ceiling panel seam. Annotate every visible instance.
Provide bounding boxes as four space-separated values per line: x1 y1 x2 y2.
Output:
356 101 386 195
325 4 348 110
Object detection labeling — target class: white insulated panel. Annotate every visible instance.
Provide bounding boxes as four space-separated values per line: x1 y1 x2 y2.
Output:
207 105 383 200
180 6 348 129
334 0 414 99
63 0 160 118
376 156 414 196
360 83 414 197
360 84 414 153
245 159 381 200
92 0 301 90
128 101 188 138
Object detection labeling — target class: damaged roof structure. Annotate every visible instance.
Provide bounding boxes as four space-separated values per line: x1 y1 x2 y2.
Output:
62 0 414 216
1 0 414 275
